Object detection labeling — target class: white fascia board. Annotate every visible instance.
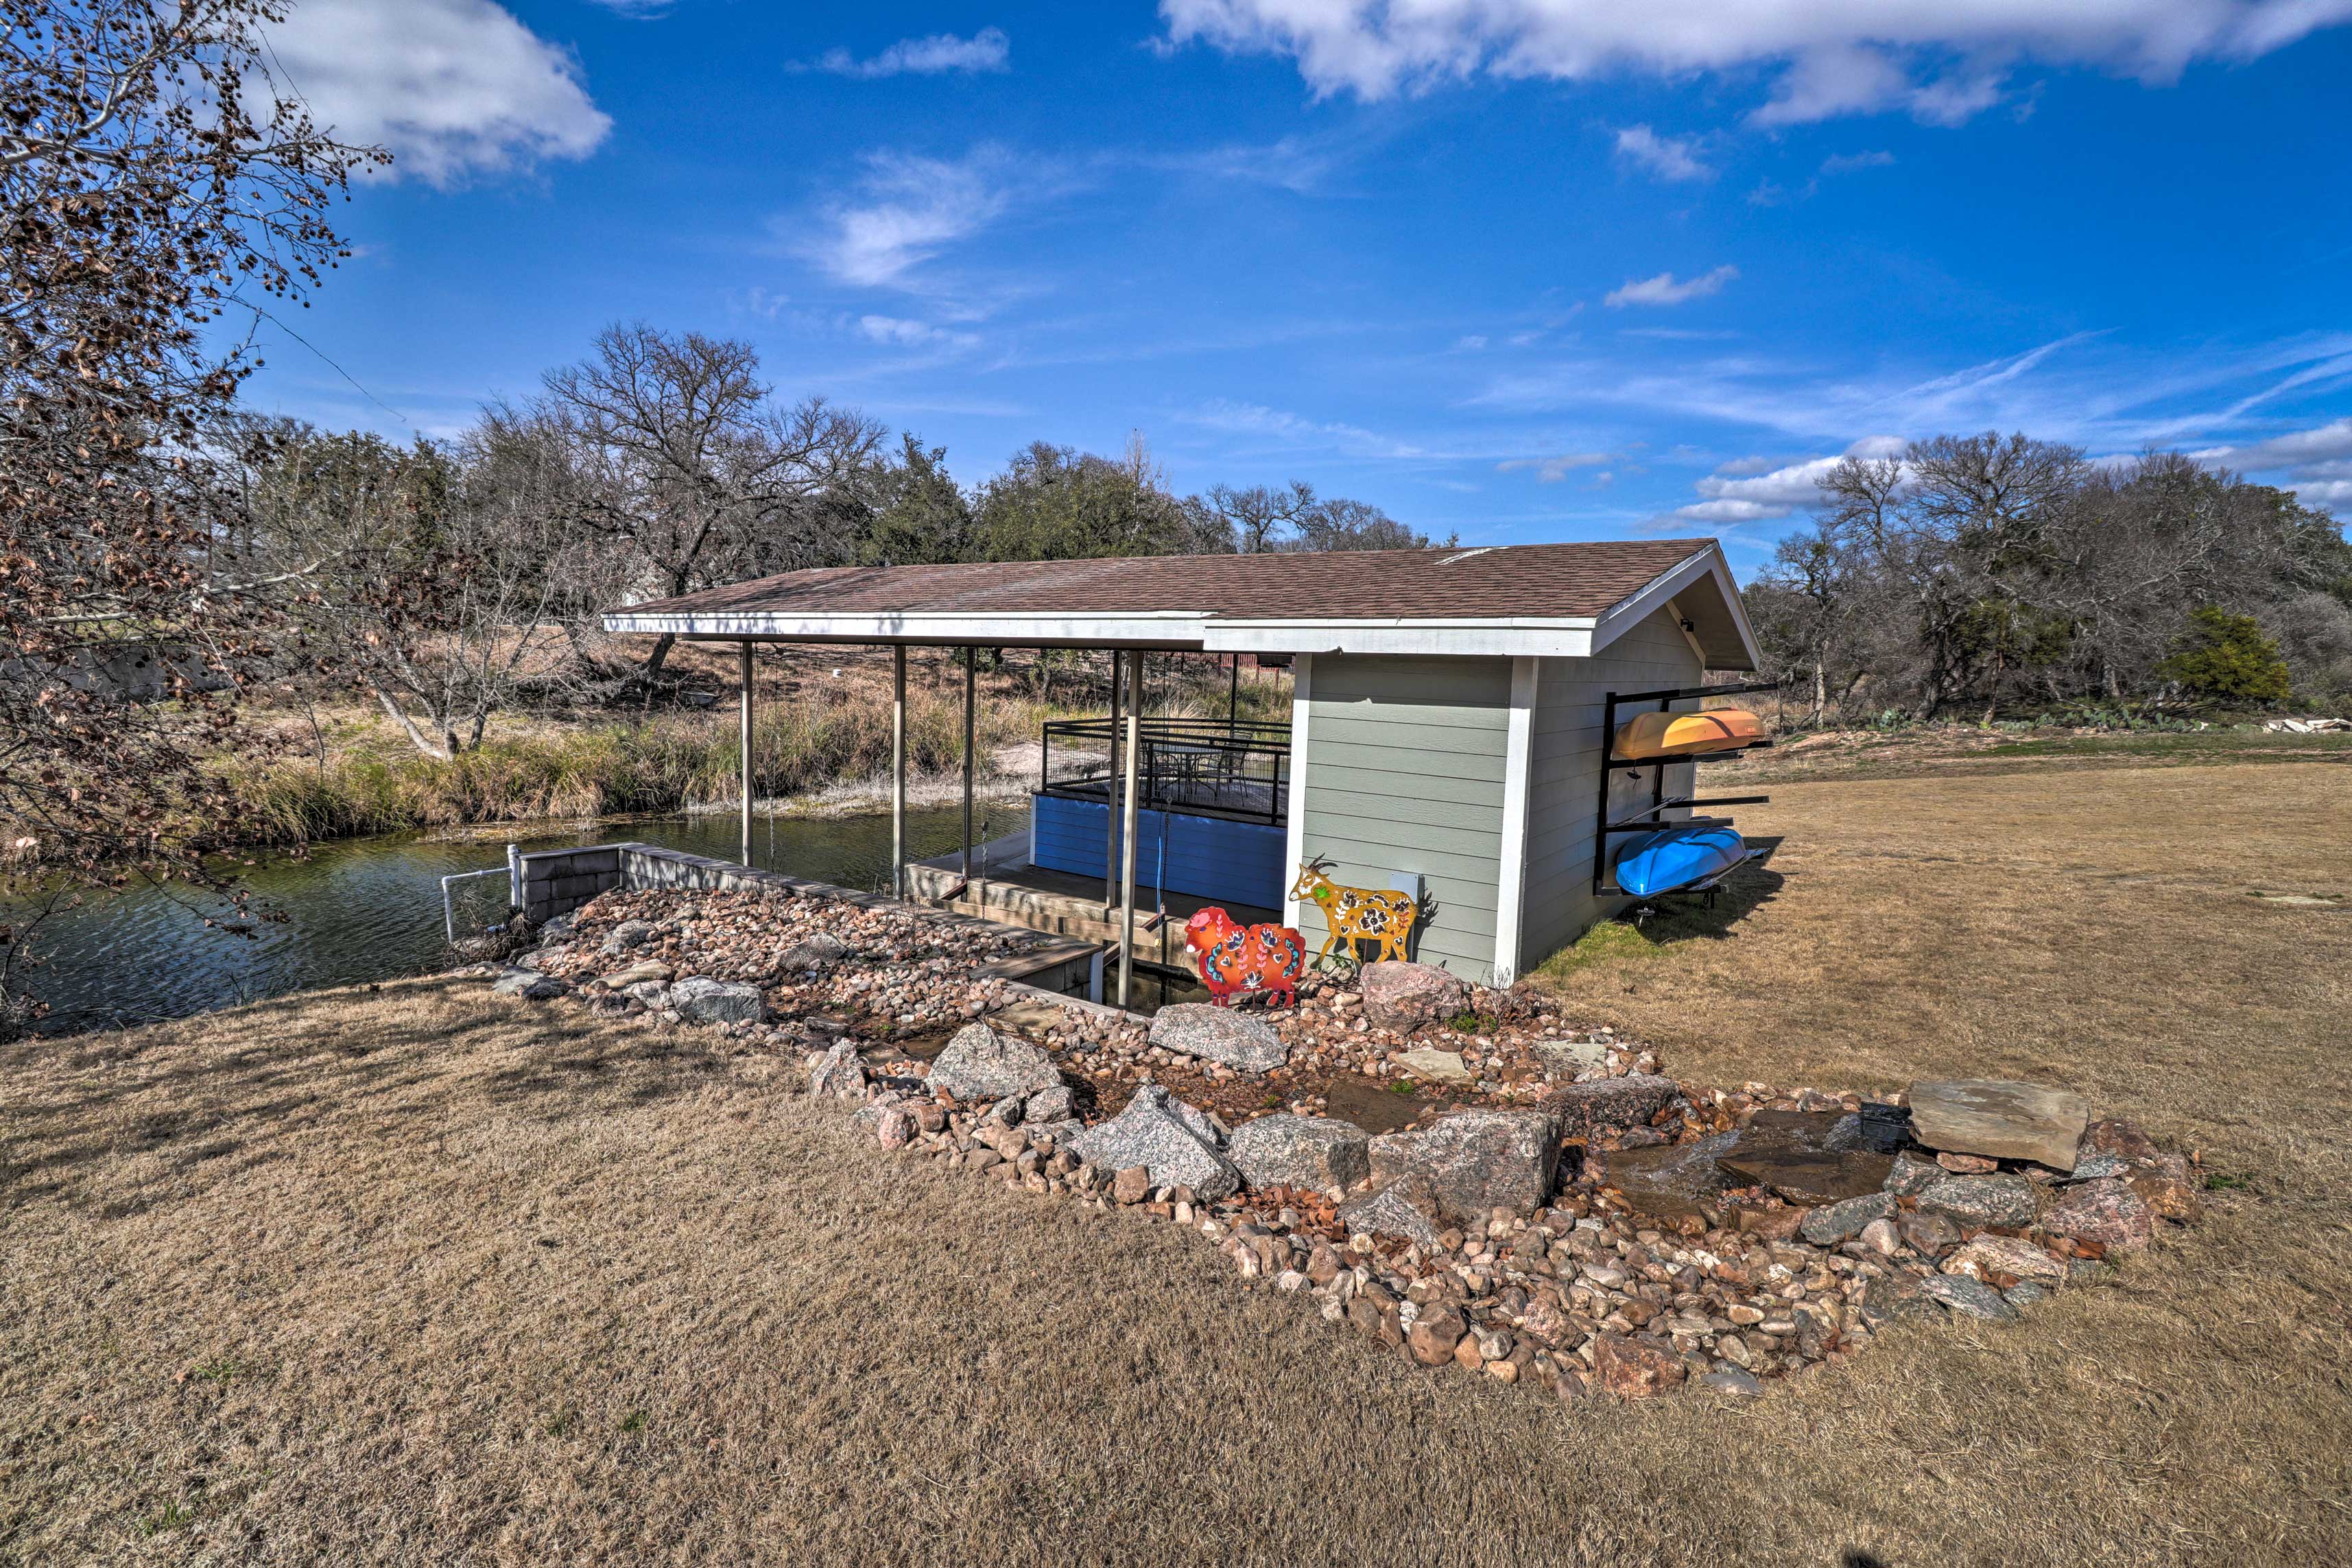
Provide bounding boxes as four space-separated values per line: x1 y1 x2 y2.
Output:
1203 617 1599 658
600 610 1212 650
1588 547 1763 669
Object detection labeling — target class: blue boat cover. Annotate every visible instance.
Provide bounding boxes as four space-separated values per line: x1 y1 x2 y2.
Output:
1612 823 1748 897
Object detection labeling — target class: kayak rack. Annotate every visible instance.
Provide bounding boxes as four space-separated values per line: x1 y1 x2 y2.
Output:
1592 680 1779 896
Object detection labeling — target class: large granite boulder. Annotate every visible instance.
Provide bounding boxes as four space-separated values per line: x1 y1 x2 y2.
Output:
1394 1047 1474 1086
601 918 655 955
1227 1114 1371 1192
1066 1085 1242 1201
1368 1107 1561 1222
807 1037 868 1102
775 932 851 971
1798 1191 1895 1246
1359 961 1467 1031
1550 1073 1679 1139
491 968 565 1001
927 1022 1062 1102
1916 1173 2039 1229
1336 1174 1445 1247
1907 1079 2089 1172
668 976 765 1025
2043 1177 2155 1251
1149 1004 1288 1073
1591 1334 1687 1399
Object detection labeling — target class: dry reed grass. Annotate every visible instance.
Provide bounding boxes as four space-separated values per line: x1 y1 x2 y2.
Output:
2 759 2346 1565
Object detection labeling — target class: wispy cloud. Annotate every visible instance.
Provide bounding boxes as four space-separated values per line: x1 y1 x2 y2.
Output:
1613 125 1711 182
1182 399 1427 459
1820 149 1897 175
798 28 1010 79
1605 265 1739 308
801 145 1045 289
1497 451 1613 482
857 314 980 349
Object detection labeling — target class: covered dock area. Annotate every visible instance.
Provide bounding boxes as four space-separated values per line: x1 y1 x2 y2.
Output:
602 539 1763 1006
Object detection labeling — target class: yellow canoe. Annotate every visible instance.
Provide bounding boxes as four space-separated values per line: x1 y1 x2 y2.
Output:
1612 707 1766 761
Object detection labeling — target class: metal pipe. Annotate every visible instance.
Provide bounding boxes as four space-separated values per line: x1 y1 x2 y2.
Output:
738 639 754 868
890 645 907 898
961 645 976 882
1117 650 1143 1009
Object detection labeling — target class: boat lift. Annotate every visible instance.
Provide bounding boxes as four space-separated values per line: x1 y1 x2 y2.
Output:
1592 680 1780 901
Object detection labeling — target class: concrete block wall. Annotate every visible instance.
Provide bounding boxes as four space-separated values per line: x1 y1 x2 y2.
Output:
517 846 623 924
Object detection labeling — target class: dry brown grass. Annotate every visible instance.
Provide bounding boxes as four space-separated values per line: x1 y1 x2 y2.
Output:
4 761 2350 1566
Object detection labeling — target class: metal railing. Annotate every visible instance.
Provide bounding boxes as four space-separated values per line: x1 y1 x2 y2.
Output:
1038 716 1291 828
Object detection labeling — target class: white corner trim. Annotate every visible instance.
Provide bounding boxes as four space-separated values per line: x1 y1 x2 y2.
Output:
1590 545 1763 670
1491 655 1538 988
1281 654 1314 931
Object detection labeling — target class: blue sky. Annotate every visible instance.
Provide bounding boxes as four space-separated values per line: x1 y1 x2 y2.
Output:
246 0 2352 570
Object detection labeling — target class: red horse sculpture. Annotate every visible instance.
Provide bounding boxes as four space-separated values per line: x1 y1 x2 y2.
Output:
1183 907 1306 1009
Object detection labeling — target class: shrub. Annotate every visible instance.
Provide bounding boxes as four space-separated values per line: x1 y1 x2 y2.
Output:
2156 608 2293 707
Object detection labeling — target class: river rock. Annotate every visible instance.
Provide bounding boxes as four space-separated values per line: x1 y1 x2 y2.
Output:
1592 1334 1687 1399
1600 1132 1739 1222
1149 1004 1288 1073
1532 1037 1609 1076
1407 1303 1468 1366
2043 1178 2156 1251
1907 1078 2089 1172
1359 961 1468 1031
1551 1073 1678 1138
1368 1108 1561 1222
600 958 674 988
927 1022 1062 1102
1917 1173 2039 1229
1799 1191 1895 1246
1066 1084 1242 1201
1336 1175 1445 1247
1943 1236 2067 1288
1898 1209 1962 1257
667 975 765 1025
1227 1114 1371 1191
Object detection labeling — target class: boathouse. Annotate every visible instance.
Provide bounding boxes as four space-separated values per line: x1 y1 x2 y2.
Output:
604 539 1761 997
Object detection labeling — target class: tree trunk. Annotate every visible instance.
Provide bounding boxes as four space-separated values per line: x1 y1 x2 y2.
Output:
372 684 452 760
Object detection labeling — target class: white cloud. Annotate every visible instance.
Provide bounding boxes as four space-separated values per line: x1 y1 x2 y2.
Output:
1456 334 1490 350
1156 0 2352 123
2290 479 2352 506
805 145 1030 287
268 0 610 186
1613 125 1711 182
1605 265 1739 307
1663 436 1907 525
801 28 1012 79
2193 416 2352 471
1498 451 1613 481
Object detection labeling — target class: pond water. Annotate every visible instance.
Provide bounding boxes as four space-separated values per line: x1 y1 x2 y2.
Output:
16 803 1030 1035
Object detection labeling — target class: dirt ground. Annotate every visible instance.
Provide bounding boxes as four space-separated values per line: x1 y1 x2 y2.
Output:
3 758 2349 1565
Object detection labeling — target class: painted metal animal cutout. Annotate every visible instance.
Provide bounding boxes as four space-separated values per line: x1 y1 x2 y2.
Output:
1183 907 1306 1009
1290 857 1418 964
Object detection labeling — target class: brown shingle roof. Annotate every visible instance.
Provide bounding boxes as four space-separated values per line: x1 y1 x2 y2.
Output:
617 539 1715 622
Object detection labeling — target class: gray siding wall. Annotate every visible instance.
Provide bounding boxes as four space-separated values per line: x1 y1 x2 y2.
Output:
1296 653 1511 982
1518 608 1707 971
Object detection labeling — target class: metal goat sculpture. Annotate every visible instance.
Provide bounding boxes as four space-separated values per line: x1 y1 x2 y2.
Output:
1183 907 1306 1009
1289 856 1417 964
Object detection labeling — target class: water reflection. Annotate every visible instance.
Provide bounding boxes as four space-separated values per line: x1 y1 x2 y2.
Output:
15 804 1027 1035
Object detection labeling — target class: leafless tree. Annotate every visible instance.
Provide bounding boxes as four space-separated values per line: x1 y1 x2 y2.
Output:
534 324 885 682
1 0 383 1032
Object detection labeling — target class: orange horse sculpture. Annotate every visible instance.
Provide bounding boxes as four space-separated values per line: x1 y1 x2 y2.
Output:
1183 907 1305 1009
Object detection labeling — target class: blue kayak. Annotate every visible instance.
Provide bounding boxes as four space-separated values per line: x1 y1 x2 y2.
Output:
1612 823 1748 897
